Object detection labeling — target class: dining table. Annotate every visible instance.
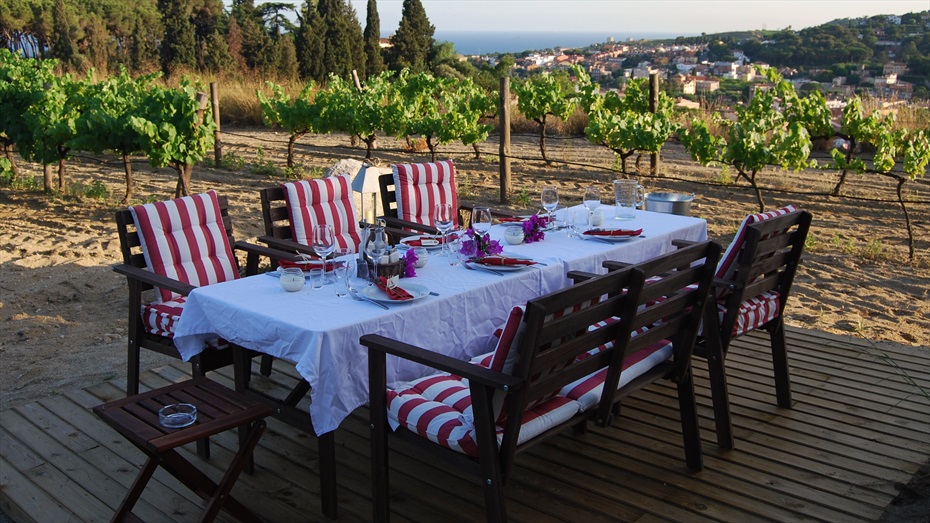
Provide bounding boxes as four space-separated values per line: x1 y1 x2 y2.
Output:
172 205 707 516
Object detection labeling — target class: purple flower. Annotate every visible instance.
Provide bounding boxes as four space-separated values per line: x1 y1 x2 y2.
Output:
403 248 418 277
521 214 546 244
457 228 503 258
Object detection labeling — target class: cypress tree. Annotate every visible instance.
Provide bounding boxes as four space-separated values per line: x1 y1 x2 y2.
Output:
307 0 365 82
50 0 79 70
158 0 197 77
295 1 323 79
363 0 384 77
389 0 434 73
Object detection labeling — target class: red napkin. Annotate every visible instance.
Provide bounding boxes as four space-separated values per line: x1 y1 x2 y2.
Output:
376 276 414 300
278 259 341 272
496 217 524 223
583 228 643 237
474 257 537 266
403 237 441 247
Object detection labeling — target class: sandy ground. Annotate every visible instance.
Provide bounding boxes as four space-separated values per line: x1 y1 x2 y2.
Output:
1 129 928 521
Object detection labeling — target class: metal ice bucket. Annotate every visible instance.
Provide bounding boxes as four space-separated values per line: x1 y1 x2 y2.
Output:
645 192 694 216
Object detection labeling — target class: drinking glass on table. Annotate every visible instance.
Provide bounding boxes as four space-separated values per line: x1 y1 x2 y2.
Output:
472 207 492 236
540 186 559 230
433 203 455 257
311 224 336 284
583 186 602 212
346 258 370 296
332 248 350 297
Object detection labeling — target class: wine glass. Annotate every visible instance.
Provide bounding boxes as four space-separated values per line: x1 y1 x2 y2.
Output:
433 203 455 257
541 186 559 230
583 186 602 212
311 224 336 284
346 258 370 296
472 207 492 236
366 225 387 283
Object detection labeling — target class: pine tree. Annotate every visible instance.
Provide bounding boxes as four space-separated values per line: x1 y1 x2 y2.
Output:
389 0 434 73
363 0 384 77
158 0 197 77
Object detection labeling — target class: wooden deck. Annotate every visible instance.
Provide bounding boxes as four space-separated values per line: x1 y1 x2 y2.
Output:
2 327 928 522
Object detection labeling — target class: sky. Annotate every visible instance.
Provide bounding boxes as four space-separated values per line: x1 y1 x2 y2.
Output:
341 0 926 35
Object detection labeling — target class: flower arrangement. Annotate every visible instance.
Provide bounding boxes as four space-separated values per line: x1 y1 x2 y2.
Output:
403 248 418 277
459 227 503 259
521 214 546 243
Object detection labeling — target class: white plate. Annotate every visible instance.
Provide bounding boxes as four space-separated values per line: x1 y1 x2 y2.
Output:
400 235 445 251
469 257 535 272
581 230 641 243
360 282 430 304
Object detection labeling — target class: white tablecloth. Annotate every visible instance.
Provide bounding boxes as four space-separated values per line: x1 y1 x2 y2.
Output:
173 206 706 434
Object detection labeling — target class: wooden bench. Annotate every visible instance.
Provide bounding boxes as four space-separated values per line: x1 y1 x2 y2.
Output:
93 377 273 523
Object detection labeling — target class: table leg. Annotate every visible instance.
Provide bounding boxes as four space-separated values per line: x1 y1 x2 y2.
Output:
111 456 159 523
319 431 338 519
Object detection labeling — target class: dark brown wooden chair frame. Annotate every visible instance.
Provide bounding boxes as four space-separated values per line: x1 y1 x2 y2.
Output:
361 241 720 522
114 194 283 457
609 209 812 449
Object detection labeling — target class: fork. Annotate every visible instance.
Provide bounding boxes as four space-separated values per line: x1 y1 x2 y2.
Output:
348 288 389 309
463 262 504 276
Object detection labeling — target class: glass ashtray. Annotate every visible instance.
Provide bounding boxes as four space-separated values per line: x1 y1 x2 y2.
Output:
158 403 197 429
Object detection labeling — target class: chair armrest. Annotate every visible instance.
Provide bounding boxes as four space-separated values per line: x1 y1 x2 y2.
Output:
671 239 697 249
602 261 632 272
235 240 301 276
378 215 440 235
360 334 524 391
112 264 196 296
567 270 599 283
255 235 316 257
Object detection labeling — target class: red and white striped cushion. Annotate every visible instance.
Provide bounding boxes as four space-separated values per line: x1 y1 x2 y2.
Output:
561 340 673 411
717 205 797 282
130 191 239 303
721 290 781 337
282 175 362 252
386 372 581 457
392 160 458 227
141 298 185 337
488 306 526 374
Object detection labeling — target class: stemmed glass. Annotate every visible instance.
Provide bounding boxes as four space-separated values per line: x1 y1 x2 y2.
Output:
366 225 388 283
311 224 336 284
433 203 455 257
583 186 602 212
541 186 559 230
472 207 492 236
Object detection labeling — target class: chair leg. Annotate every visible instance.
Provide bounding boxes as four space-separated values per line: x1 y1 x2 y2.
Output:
705 344 735 450
127 344 140 397
676 368 704 472
769 319 793 408
190 360 211 461
200 420 267 523
259 354 273 376
112 455 159 522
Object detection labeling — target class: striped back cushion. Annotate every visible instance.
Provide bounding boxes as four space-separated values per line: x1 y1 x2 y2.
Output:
130 190 238 303
392 160 458 227
282 175 362 252
488 306 527 375
717 205 797 282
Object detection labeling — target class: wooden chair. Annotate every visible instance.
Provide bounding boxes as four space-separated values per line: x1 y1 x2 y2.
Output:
259 177 410 255
611 206 812 449
361 241 720 522
114 191 282 457
377 160 516 234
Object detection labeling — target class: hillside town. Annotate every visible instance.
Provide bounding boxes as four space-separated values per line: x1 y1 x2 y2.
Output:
465 12 929 108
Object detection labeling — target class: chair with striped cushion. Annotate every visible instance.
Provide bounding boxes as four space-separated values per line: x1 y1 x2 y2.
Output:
114 191 282 457
361 241 719 522
669 206 811 449
260 176 410 256
378 160 517 234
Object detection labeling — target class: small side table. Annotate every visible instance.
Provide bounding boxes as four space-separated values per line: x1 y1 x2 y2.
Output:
94 377 274 523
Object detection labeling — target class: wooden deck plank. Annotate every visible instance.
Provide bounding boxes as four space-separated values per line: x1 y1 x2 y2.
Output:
1 327 927 523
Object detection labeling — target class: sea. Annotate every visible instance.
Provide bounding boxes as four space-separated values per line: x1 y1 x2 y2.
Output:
432 30 687 55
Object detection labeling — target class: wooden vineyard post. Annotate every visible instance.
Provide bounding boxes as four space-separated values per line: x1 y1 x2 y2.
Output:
211 82 222 168
499 77 512 204
649 73 661 176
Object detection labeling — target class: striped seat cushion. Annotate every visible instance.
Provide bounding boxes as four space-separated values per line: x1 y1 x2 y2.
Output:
130 191 239 303
386 373 581 457
141 298 185 337
282 175 362 252
392 160 458 227
721 290 781 337
717 205 797 282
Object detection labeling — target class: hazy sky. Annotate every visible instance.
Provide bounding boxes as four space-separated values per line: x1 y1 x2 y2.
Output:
344 0 925 35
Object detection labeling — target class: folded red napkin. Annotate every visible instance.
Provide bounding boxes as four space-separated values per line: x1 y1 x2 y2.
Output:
376 276 414 300
496 217 524 223
583 228 643 237
278 259 341 272
474 256 537 266
403 237 441 247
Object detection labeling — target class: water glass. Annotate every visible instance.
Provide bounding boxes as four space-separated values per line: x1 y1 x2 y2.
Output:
541 186 559 229
583 186 602 212
433 203 455 257
332 248 350 297
308 268 325 290
472 207 492 235
346 258 370 295
613 179 645 220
